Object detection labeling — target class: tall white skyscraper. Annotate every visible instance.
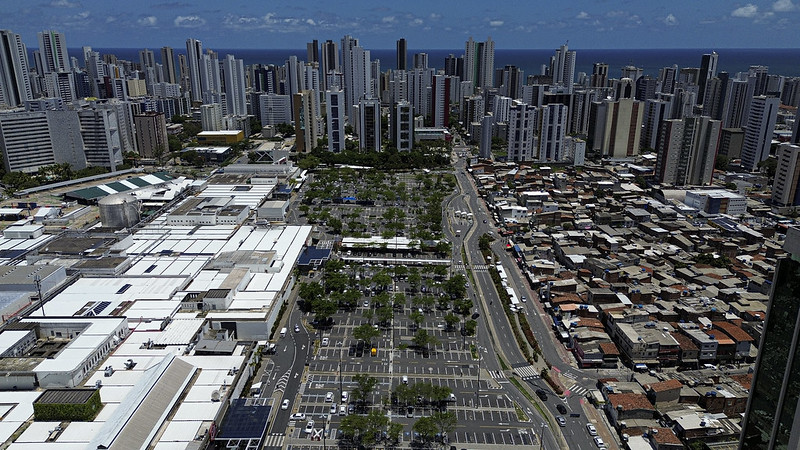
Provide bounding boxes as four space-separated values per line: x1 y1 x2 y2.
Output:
37 30 69 73
464 36 495 89
551 43 576 93
139 49 155 70
741 95 779 171
0 30 33 107
342 36 371 121
432 74 450 128
185 38 203 103
506 100 537 161
325 88 346 153
538 103 568 162
655 116 721 186
771 144 800 208
222 54 246 116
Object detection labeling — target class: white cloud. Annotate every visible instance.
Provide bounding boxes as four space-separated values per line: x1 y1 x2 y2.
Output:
732 4 759 17
773 0 797 11
429 13 441 20
409 18 423 26
576 11 590 19
382 16 395 23
663 14 678 25
306 18 316 26
489 20 504 26
138 16 157 26
174 15 206 27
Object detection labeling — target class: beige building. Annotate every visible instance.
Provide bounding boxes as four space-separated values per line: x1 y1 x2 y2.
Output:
133 112 168 159
600 98 643 158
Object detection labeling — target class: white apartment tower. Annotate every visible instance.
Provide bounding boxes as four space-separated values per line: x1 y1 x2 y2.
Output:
222 55 247 116
185 38 203 103
506 100 537 162
37 30 69 73
655 116 721 186
464 37 494 89
551 43 576 93
772 144 800 208
741 95 779 171
0 30 33 107
538 103 568 162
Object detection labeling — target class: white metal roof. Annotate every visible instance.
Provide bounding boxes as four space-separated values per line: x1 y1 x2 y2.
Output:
152 319 204 347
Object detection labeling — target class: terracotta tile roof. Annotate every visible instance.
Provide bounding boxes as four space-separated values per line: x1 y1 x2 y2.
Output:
650 427 682 445
712 321 754 342
607 393 654 411
670 332 699 351
577 318 604 328
649 379 683 392
599 342 620 356
730 374 753 390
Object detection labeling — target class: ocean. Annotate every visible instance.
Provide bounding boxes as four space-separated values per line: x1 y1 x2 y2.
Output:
72 48 800 78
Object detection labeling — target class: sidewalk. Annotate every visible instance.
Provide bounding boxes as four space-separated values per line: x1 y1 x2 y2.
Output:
582 401 621 450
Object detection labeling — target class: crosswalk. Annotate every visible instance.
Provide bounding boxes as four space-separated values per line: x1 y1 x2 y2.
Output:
566 383 589 396
262 433 284 449
512 365 541 380
562 371 578 380
453 263 490 272
275 369 291 392
488 370 506 379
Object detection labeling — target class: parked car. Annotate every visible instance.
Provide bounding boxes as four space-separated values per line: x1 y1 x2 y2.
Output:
290 412 306 421
281 399 289 410
586 423 597 436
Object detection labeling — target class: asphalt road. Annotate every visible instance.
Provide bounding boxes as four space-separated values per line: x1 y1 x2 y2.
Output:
267 307 311 433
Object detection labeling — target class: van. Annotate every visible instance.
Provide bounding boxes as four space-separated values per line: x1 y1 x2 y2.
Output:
339 405 347 416
280 327 287 338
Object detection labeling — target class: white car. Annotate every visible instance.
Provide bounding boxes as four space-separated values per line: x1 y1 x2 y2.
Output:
594 436 606 448
290 412 306 421
330 403 337 414
281 399 289 410
321 337 329 346
304 420 314 434
586 423 597 436
325 392 333 402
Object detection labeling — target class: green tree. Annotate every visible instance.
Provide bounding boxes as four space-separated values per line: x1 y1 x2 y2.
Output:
715 155 730 171
409 310 424 329
413 329 438 352
478 233 493 252
249 117 262 135
464 319 477 336
444 274 467 299
297 155 321 170
376 306 393 326
413 416 438 443
430 410 457 437
353 323 381 346
444 313 460 331
352 374 379 405
758 157 778 180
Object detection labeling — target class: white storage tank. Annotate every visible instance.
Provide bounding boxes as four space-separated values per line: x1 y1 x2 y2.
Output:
98 194 140 229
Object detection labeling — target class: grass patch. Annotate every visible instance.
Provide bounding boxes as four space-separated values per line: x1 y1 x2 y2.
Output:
509 377 552 428
497 353 509 371
471 345 479 359
514 402 529 421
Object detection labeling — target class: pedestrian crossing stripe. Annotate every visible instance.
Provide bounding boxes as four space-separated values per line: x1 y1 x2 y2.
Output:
513 365 541 379
453 264 490 272
562 372 578 380
262 433 284 449
567 383 589 396
489 370 506 379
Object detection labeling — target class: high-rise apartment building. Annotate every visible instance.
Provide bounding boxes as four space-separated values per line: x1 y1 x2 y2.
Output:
185 39 203 103
325 88 345 153
259 94 292 126
771 144 800 208
306 40 319 64
655 116 721 186
0 30 33 108
341 35 371 121
37 30 69 73
139 49 155 70
506 100 537 161
133 112 168 159
464 37 494 89
396 38 407 71
591 63 609 88
160 47 177 84
740 227 800 449
200 103 223 131
320 40 339 91
222 55 246 116
551 43 576 93
293 90 322 154
697 52 718 104
538 103 568 162
358 97 380 152
741 95 779 171
594 98 644 158
391 101 413 151
432 75 450 128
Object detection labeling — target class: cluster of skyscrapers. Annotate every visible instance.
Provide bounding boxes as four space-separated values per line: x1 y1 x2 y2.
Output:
2 29 800 202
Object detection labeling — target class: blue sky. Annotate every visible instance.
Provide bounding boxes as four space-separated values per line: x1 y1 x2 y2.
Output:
5 0 800 49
